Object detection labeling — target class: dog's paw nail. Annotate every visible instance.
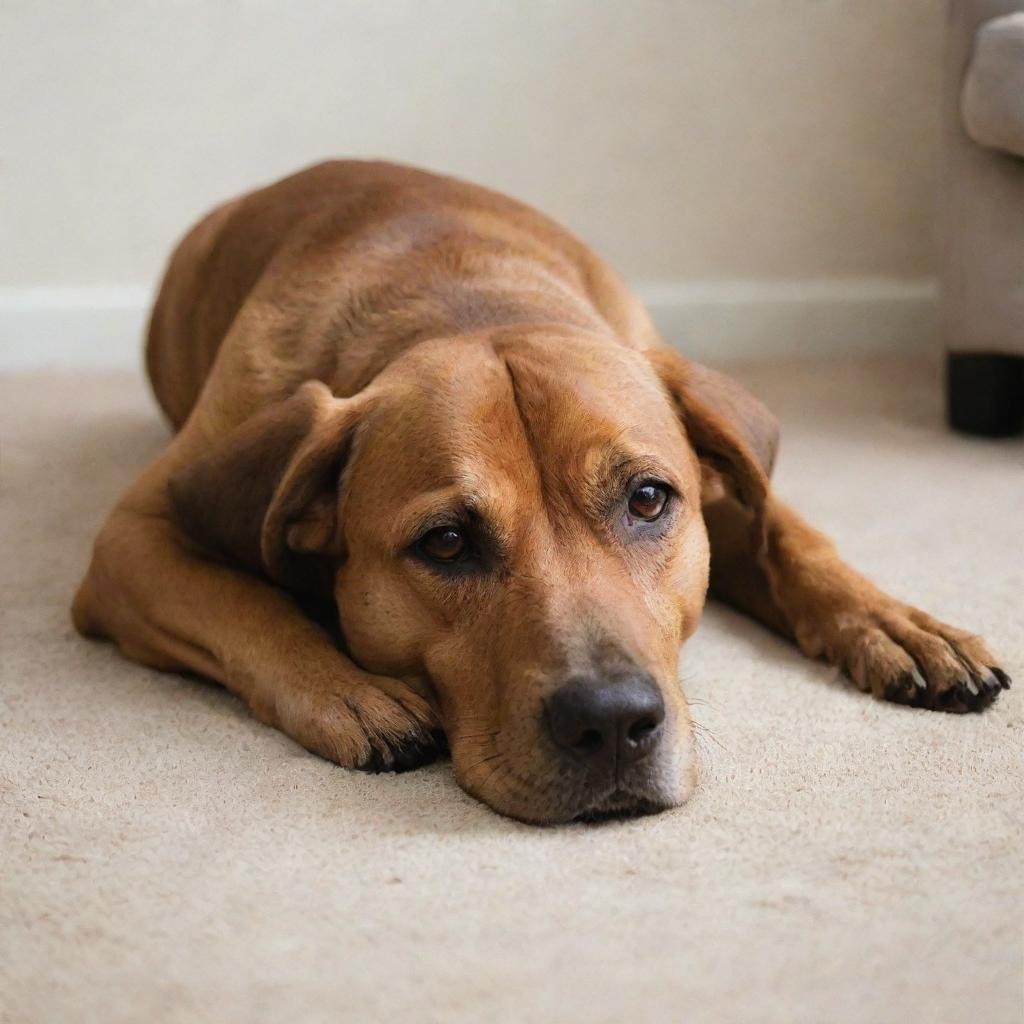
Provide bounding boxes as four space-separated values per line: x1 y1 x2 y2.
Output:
381 727 447 774
884 669 930 707
977 668 1002 697
936 685 965 712
390 742 435 773
990 667 1012 690
965 677 979 697
358 748 387 774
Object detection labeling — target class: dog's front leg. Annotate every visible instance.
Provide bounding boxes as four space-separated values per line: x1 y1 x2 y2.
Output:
705 487 1010 711
72 509 442 771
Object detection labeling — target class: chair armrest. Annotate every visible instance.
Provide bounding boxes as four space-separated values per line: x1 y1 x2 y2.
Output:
961 12 1024 157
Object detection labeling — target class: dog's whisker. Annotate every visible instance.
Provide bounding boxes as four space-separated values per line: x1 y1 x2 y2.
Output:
678 678 720 714
462 751 503 775
452 710 497 721
471 757 507 795
451 721 500 735
691 720 729 755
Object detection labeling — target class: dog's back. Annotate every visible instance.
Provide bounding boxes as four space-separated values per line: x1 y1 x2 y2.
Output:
145 160 656 430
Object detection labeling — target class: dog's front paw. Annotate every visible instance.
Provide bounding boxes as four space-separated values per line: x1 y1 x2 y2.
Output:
840 605 1010 713
279 678 446 772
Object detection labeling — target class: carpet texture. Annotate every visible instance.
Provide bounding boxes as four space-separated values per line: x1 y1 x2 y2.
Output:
1 356 1021 1024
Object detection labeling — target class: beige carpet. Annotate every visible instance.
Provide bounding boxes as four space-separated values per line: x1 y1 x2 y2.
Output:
2 355 1021 1024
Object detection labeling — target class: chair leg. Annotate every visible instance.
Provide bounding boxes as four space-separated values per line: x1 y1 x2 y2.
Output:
946 352 1024 437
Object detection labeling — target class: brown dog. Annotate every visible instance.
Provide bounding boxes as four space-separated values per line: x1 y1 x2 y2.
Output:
72 160 1010 823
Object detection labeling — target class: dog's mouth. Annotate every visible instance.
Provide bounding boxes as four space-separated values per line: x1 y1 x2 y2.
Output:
451 718 695 825
571 788 669 824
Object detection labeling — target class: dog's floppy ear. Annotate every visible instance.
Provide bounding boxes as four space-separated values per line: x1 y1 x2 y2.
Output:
646 347 778 512
168 381 366 589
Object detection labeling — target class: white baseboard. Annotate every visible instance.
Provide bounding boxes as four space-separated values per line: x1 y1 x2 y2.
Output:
0 286 152 370
0 278 938 370
634 278 938 360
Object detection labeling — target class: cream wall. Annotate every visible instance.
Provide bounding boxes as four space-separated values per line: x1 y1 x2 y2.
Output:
1 0 947 361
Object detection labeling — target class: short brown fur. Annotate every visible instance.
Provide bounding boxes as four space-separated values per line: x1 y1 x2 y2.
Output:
74 160 1008 823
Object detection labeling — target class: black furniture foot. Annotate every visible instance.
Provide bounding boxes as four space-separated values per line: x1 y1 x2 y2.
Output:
946 353 1024 437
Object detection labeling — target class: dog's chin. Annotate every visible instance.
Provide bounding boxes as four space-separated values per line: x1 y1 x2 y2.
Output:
456 730 698 825
481 769 695 826
568 740 699 825
571 788 672 824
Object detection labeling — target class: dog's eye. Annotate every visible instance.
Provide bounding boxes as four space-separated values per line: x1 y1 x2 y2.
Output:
418 526 467 563
627 483 669 522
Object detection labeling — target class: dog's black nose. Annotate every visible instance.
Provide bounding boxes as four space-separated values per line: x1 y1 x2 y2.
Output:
546 674 665 770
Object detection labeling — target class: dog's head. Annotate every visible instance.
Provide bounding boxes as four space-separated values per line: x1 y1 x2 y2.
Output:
169 330 777 822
